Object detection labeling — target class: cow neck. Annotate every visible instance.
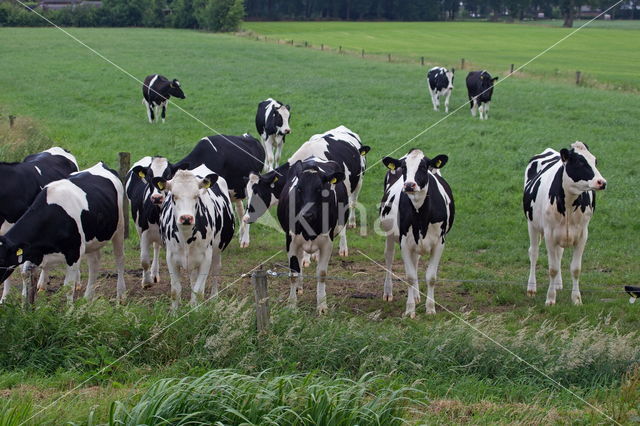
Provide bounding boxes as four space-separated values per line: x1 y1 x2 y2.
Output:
561 167 585 243
5 214 50 263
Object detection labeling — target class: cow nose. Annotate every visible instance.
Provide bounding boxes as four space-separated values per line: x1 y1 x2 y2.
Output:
151 195 164 205
283 128 291 134
179 214 194 225
597 179 607 190
404 182 416 192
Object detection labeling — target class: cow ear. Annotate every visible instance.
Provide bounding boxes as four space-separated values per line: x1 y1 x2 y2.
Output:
429 155 449 169
132 165 148 181
492 76 499 82
451 67 455 74
324 171 345 185
285 104 291 111
382 157 402 171
172 162 190 174
200 173 218 189
560 148 571 163
359 145 371 156
153 177 168 191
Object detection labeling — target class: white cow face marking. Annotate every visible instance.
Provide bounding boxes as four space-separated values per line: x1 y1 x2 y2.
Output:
277 104 291 135
165 170 217 227
446 69 455 90
561 141 606 193
383 149 449 205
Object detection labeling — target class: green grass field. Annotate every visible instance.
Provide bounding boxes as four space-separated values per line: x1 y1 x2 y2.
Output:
244 21 640 90
0 25 639 423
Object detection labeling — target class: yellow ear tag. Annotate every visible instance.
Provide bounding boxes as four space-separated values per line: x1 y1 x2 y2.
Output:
387 163 396 170
138 171 145 178
330 177 337 184
16 248 23 256
436 160 442 168
157 182 165 190
273 176 279 183
360 150 366 156
202 180 211 189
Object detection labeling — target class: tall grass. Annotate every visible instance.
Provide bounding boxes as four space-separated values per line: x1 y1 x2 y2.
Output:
105 370 422 425
0 399 32 426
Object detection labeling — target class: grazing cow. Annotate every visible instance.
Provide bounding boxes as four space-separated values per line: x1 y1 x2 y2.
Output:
172 134 265 249
156 165 234 309
0 147 79 303
142 74 186 123
465 70 498 120
427 67 455 113
255 98 291 172
277 158 349 314
126 156 173 288
379 149 454 317
0 162 126 303
523 142 606 306
244 125 370 260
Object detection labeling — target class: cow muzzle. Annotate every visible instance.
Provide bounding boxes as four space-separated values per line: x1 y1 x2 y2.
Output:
280 128 291 135
403 182 417 193
150 195 164 205
179 214 194 226
595 179 607 190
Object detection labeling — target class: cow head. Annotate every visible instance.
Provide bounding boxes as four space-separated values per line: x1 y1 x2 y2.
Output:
447 67 455 90
131 157 173 206
244 162 290 224
169 79 186 99
383 149 448 206
0 236 22 283
560 141 606 193
156 168 217 228
267 101 291 136
480 71 498 93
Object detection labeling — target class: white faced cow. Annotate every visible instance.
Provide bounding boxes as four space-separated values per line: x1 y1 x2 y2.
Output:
0 147 78 303
380 149 454 318
465 70 498 120
156 165 234 310
244 125 370 261
142 74 186 123
126 156 173 288
523 142 606 306
255 98 291 172
427 67 455 113
0 163 126 304
277 158 349 314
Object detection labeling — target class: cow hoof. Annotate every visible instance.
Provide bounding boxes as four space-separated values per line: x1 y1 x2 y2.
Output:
572 292 582 305
383 294 393 302
37 288 46 293
240 241 250 249
545 299 556 306
404 311 416 319
556 284 563 290
302 260 310 268
426 310 436 315
141 281 152 289
154 276 160 284
296 287 303 296
339 248 348 257
347 223 356 229
414 293 421 303
317 304 328 315
527 290 536 297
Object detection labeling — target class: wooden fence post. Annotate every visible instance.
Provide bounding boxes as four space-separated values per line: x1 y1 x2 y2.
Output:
304 41 308 47
9 115 15 128
388 54 391 62
576 71 582 85
510 64 515 74
118 152 130 239
23 264 37 308
421 56 424 66
339 45 342 53
321 44 324 51
461 58 465 70
252 269 269 333
362 48 364 58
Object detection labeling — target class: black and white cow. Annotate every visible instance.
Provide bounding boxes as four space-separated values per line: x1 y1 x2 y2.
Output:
142 74 186 123
277 158 349 314
427 67 455 113
255 98 291 172
523 142 606 306
126 156 173 288
0 162 126 303
244 126 370 261
172 134 265 249
0 147 79 303
156 165 234 310
465 70 498 120
379 149 454 317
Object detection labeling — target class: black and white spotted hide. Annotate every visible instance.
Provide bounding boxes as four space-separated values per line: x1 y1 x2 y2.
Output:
142 74 186 123
523 141 606 306
0 162 126 304
379 149 454 317
427 67 455 113
255 98 291 172
157 165 234 310
277 158 349 314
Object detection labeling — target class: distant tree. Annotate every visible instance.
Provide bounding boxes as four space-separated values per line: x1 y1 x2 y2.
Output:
143 0 167 27
195 0 244 31
172 0 197 28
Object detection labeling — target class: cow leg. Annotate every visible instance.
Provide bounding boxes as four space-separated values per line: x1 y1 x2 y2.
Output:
210 247 222 298
316 239 332 314
144 99 154 123
444 90 452 113
545 242 562 306
470 98 478 117
425 242 445 315
383 234 395 301
402 245 419 318
287 238 303 307
166 249 182 311
555 247 564 290
151 241 161 284
161 102 167 124
348 180 363 229
0 279 11 304
338 226 348 257
84 250 101 301
190 247 211 306
527 224 540 297
140 231 154 288
63 263 81 305
112 226 127 303
483 102 490 120
149 101 156 123
36 266 49 293
302 251 311 268
235 199 250 248
570 230 587 305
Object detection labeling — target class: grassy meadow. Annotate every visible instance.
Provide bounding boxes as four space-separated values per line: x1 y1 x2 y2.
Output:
244 21 640 90
0 25 639 423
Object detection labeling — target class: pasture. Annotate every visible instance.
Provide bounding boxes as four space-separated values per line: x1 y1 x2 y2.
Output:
0 25 639 423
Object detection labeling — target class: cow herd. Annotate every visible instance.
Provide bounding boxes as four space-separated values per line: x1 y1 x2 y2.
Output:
0 71 607 317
